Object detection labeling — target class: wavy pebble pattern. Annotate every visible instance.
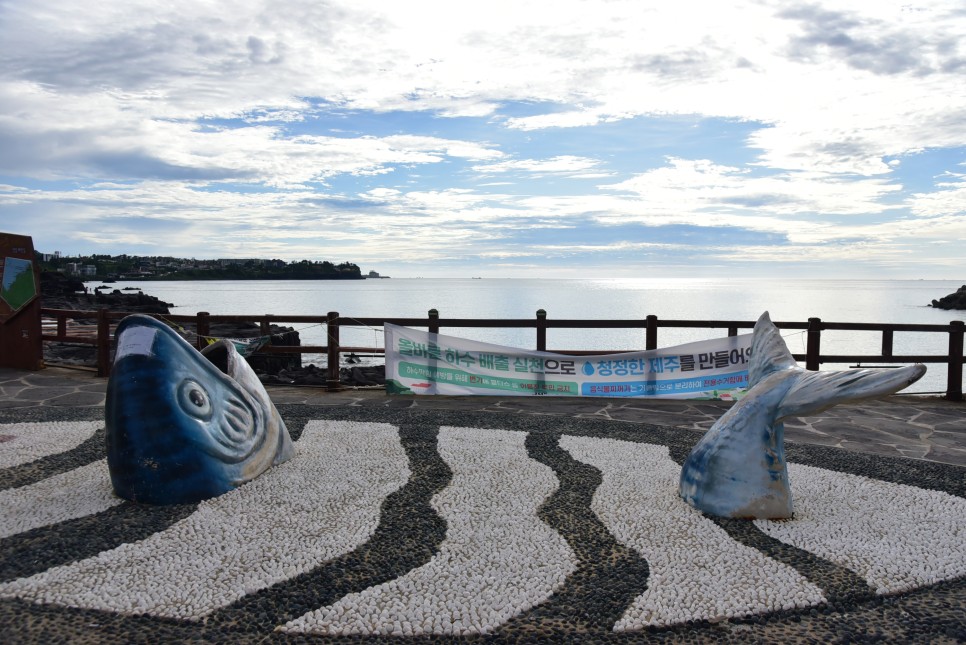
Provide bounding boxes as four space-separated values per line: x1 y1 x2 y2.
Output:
283 426 576 637
0 422 100 469
0 420 409 619
0 459 120 539
560 435 826 629
756 463 966 595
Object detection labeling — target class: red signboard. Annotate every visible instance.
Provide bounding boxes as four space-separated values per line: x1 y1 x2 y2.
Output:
0 233 43 370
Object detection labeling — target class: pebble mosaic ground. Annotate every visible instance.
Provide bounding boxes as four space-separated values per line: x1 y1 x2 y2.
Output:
1 403 964 644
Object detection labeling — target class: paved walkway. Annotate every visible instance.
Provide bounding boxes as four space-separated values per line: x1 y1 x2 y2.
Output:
2 365 964 467
2 365 965 644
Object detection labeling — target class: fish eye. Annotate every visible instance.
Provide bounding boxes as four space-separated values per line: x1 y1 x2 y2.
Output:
178 380 212 419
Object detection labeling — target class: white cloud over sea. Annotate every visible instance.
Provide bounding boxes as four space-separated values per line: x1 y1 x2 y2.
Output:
0 0 963 277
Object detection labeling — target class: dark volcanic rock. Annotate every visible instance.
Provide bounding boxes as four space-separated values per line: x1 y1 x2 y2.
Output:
204 322 302 374
930 285 966 310
40 272 172 315
41 272 174 367
341 365 386 386
39 274 304 373
258 363 386 387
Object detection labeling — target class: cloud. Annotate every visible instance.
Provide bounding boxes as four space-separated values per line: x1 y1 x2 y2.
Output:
599 157 902 217
778 3 964 76
0 83 505 186
472 155 606 177
907 171 966 217
506 111 613 131
0 0 964 277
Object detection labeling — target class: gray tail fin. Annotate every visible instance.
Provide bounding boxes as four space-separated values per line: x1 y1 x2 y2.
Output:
777 363 927 420
748 311 798 388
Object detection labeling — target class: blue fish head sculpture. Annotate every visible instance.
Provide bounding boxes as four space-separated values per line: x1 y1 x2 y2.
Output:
106 315 295 504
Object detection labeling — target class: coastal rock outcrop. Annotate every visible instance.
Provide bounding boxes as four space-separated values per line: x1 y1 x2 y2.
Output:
39 273 377 387
200 322 302 374
41 272 173 315
40 274 304 373
256 364 385 388
930 285 966 310
341 365 386 387
41 273 175 367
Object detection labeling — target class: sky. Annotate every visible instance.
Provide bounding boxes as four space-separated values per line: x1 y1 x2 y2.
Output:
0 0 964 279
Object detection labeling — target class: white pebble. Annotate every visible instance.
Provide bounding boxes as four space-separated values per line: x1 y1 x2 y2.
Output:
0 421 100 468
282 426 576 636
560 435 825 628
0 459 121 538
755 463 966 594
0 421 409 619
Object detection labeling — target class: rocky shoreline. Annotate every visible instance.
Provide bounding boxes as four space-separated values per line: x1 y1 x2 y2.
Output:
930 285 966 310
40 272 172 316
39 272 384 388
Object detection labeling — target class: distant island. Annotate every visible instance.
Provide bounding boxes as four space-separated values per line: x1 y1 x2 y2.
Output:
35 252 377 281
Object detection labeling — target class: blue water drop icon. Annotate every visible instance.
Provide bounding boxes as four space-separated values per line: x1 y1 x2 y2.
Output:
582 361 595 376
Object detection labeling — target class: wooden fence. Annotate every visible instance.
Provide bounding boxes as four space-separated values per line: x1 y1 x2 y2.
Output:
40 308 965 401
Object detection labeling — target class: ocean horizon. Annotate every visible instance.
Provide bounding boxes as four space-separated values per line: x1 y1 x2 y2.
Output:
86 277 965 395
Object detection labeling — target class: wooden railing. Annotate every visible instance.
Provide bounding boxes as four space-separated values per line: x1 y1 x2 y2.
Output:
40 308 965 401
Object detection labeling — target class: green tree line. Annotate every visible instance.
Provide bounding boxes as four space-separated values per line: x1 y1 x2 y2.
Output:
35 253 364 281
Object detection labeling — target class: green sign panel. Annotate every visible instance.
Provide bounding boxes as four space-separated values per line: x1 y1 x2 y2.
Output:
1 257 38 312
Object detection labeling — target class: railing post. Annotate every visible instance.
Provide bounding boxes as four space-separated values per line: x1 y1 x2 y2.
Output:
728 325 738 337
259 315 272 335
428 309 439 335
947 320 964 402
536 309 547 352
96 308 111 377
645 315 658 351
806 317 822 371
57 315 67 340
326 311 341 391
881 329 894 358
196 312 210 350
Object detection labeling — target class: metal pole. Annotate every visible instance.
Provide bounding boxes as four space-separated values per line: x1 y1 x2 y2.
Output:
881 329 894 358
96 308 111 377
645 315 658 351
326 311 341 391
947 320 964 402
806 317 822 371
536 309 547 352
196 312 210 350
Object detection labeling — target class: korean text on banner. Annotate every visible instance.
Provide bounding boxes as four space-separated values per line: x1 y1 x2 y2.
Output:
384 324 753 400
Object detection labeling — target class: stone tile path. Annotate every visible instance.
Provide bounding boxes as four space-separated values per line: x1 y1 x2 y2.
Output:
2 366 963 467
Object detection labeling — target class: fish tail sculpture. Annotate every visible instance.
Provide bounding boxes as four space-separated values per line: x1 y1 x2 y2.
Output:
679 311 926 519
106 314 295 504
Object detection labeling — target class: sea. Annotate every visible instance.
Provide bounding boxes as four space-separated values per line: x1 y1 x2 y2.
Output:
86 278 965 395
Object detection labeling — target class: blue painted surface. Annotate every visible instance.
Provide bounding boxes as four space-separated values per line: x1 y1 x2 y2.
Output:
679 312 926 519
106 315 294 504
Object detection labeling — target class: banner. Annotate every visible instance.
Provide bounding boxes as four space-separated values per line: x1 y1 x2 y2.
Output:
384 324 753 400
